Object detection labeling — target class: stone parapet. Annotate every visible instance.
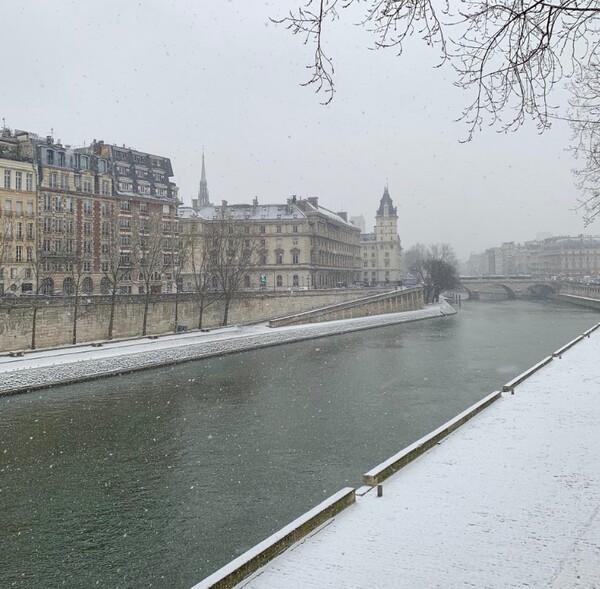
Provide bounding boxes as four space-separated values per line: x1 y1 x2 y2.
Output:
0 289 390 352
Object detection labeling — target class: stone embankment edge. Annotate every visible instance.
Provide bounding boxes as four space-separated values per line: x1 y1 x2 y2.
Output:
189 487 356 589
188 318 600 589
362 390 502 486
550 293 600 311
0 303 456 397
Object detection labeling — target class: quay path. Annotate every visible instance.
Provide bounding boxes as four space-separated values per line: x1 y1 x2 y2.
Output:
0 301 453 395
198 324 600 589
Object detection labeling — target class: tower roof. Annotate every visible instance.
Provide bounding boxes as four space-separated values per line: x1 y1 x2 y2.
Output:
376 186 397 217
197 151 210 206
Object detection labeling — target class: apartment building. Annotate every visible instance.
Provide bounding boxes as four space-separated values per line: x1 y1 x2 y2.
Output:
0 129 37 295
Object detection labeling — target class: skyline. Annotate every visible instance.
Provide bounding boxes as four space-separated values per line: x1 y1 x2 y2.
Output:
1 0 594 259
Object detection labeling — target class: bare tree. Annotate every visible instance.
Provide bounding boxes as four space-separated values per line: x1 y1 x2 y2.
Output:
0 216 14 297
63 241 90 345
206 215 260 327
181 221 220 329
403 243 428 276
29 235 59 349
570 60 600 224
100 205 130 339
131 211 168 336
169 226 188 331
407 242 459 302
0 217 10 285
276 1 600 136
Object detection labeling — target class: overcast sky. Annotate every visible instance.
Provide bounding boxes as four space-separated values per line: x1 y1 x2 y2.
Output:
1 0 592 259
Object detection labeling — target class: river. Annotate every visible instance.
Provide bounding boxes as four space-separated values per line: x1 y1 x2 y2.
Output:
0 300 597 588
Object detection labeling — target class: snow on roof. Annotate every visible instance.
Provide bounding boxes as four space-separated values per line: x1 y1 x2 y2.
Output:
181 203 307 222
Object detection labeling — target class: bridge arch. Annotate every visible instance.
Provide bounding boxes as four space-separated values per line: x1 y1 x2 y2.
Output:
527 283 557 298
492 283 516 300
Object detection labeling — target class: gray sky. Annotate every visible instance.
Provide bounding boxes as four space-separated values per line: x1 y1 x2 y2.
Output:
1 0 590 259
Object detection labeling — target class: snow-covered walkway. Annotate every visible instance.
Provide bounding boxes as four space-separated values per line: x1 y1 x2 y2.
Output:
226 329 600 589
0 300 454 396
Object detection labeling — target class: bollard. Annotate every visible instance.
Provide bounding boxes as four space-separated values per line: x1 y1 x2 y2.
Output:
377 484 383 497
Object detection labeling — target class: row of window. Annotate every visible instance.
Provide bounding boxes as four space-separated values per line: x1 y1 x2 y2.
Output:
4 222 35 239
363 260 391 267
3 198 35 215
256 224 301 235
47 173 111 195
114 150 163 169
4 246 34 263
44 149 107 173
3 170 34 191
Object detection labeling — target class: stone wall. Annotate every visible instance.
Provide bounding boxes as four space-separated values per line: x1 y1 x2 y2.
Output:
268 288 423 327
550 293 600 311
560 283 600 300
0 289 390 352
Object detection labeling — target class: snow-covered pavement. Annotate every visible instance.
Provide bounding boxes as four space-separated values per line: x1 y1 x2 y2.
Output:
0 300 454 396
225 328 600 589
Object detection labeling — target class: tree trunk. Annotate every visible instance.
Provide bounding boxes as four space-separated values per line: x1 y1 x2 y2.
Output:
72 296 79 345
222 296 230 326
174 289 179 331
31 306 38 350
197 297 204 329
108 289 117 340
142 294 150 336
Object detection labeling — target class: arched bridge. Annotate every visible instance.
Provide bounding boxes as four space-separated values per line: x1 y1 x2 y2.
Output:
458 278 559 300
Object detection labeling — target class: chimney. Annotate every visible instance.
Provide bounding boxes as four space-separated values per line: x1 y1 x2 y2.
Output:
286 197 292 215
307 196 319 208
337 211 348 222
252 196 258 207
222 199 228 209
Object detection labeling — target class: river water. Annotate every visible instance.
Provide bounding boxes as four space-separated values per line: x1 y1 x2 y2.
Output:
0 300 597 588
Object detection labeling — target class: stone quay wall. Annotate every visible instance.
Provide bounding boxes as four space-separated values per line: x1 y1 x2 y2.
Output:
559 282 600 300
269 287 423 327
0 289 390 352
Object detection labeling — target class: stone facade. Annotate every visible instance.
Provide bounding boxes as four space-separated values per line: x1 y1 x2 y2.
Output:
360 187 402 286
0 129 37 295
0 128 180 297
466 235 600 279
181 195 361 291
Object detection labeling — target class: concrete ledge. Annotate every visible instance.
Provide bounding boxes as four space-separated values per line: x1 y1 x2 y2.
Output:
190 487 356 589
553 335 585 359
362 390 502 486
502 356 554 393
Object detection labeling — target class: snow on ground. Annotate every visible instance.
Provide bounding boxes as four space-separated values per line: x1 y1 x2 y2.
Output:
0 300 455 396
234 332 600 589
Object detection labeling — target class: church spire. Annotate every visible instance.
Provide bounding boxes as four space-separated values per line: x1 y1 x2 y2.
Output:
197 151 210 207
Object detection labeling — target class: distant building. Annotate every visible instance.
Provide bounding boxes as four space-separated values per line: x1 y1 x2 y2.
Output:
192 152 210 210
468 235 600 278
359 187 402 285
180 195 361 290
350 215 365 234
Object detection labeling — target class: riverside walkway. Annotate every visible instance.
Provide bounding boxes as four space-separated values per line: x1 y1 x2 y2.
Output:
197 323 600 589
